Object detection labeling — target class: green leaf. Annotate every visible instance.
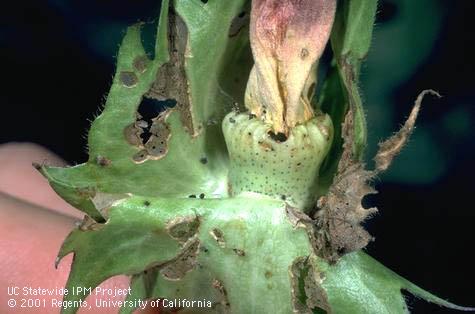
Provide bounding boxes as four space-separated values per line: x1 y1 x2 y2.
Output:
174 0 251 131
320 252 474 313
57 196 312 314
58 195 472 314
318 64 347 193
331 0 378 61
56 196 182 314
39 0 253 214
329 0 378 160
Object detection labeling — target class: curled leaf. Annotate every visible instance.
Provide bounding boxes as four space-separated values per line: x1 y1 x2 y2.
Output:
315 90 440 262
375 89 441 172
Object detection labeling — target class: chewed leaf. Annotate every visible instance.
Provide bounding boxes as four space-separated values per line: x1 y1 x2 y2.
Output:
56 197 184 314
39 1 253 213
35 163 104 221
39 111 229 216
315 91 441 262
58 196 316 314
315 163 377 262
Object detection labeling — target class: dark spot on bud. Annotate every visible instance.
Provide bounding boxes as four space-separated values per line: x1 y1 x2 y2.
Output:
144 200 151 206
268 131 288 142
300 48 309 59
199 193 205 199
229 117 236 123
200 157 208 164
189 194 196 198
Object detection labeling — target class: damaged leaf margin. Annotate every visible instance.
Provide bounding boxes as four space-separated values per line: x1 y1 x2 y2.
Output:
287 206 475 313
314 90 441 262
39 0 253 213
290 256 330 313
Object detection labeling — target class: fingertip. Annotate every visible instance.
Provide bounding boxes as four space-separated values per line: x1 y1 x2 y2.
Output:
0 142 81 218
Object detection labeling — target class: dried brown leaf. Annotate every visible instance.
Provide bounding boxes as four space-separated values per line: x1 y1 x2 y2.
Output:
313 90 440 261
375 89 441 172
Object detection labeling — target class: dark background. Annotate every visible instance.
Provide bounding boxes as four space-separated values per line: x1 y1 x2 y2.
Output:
1 1 474 313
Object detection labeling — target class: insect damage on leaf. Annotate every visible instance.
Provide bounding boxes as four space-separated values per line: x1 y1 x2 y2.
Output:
313 90 440 262
125 110 172 163
76 215 104 232
212 278 231 311
209 228 226 248
133 55 150 74
146 8 194 135
314 161 377 262
90 192 130 219
73 193 130 233
159 236 200 281
290 256 330 313
119 71 139 88
122 8 196 164
166 215 200 244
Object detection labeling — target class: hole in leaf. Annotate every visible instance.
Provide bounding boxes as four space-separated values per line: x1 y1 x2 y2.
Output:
145 10 193 134
137 97 176 142
362 193 378 210
291 257 330 313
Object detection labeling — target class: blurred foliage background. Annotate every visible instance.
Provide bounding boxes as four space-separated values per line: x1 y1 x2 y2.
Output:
1 1 474 313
